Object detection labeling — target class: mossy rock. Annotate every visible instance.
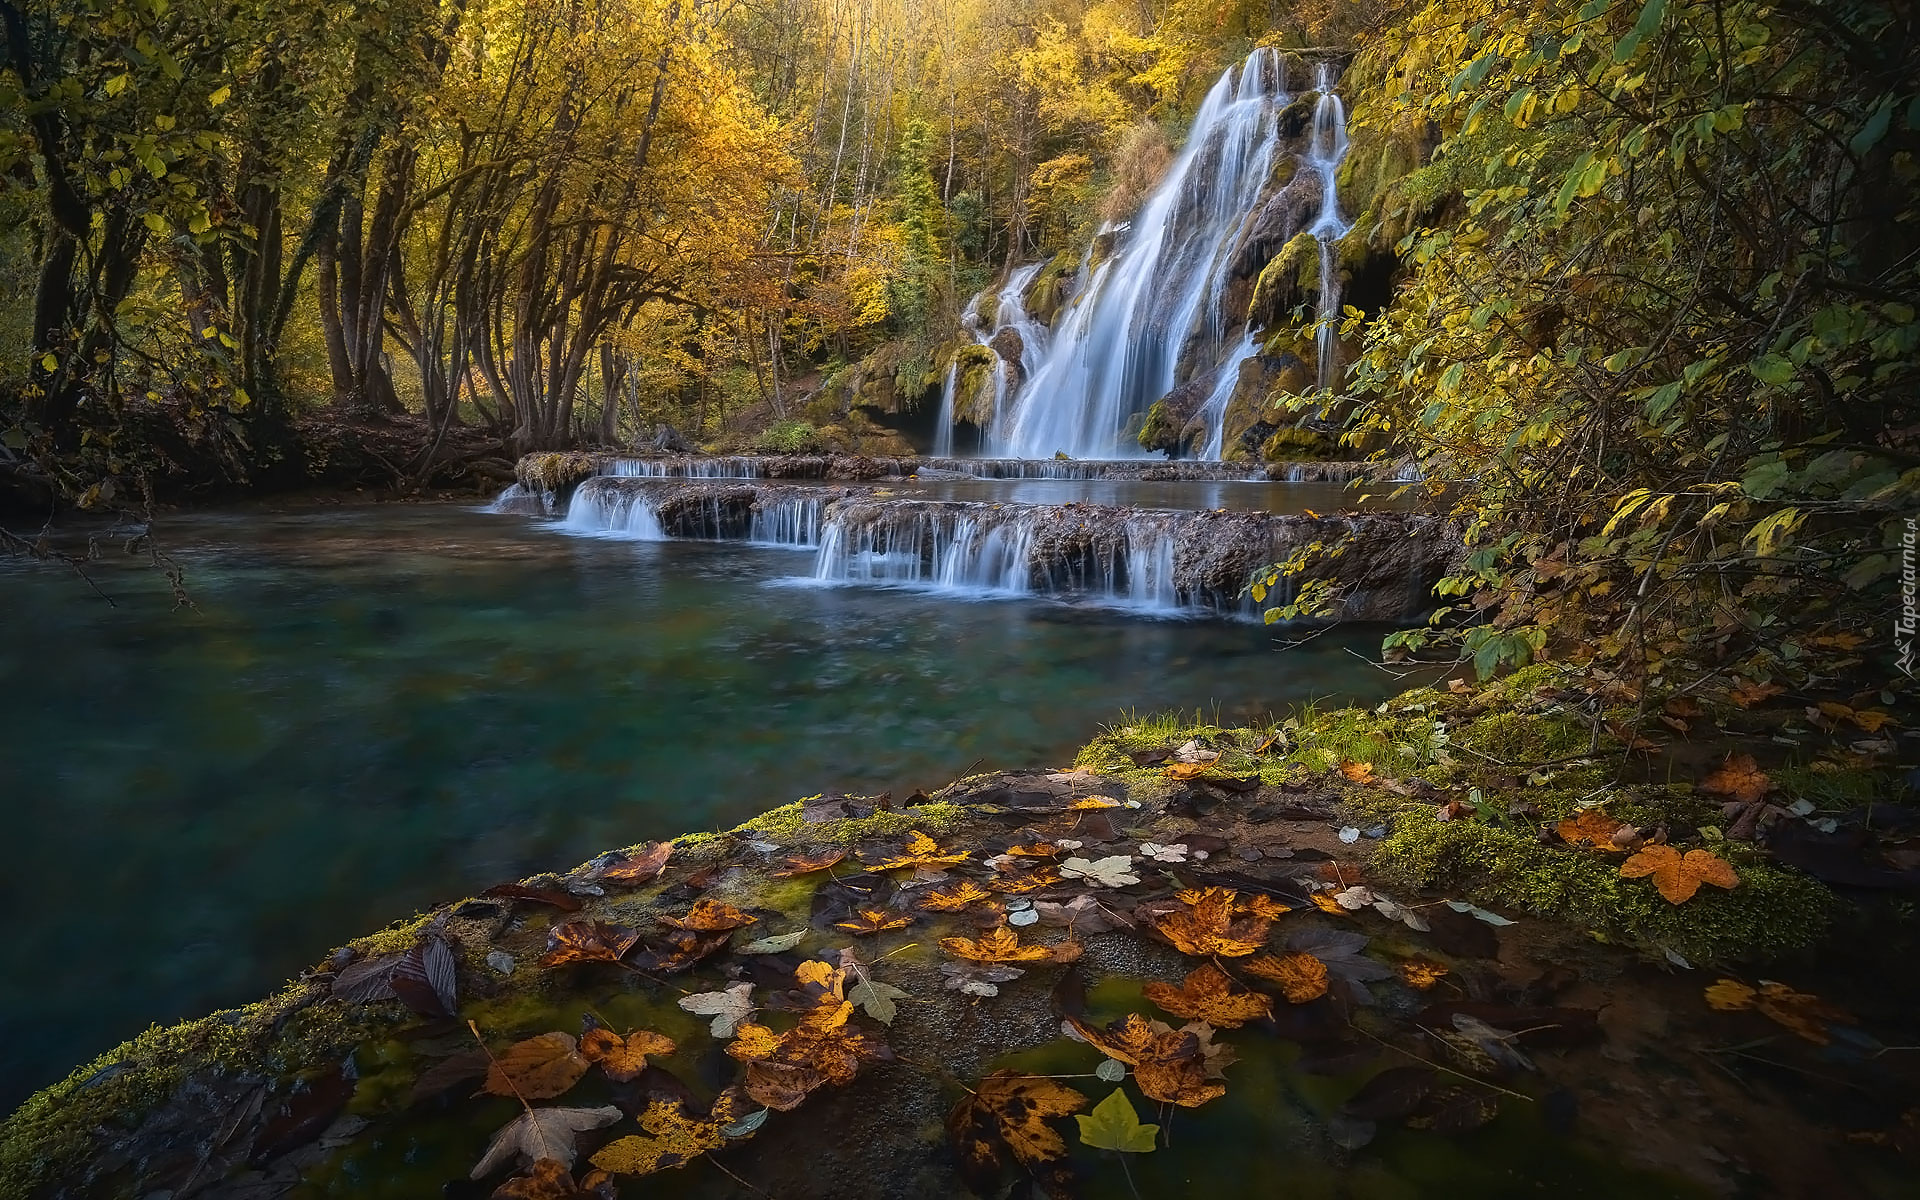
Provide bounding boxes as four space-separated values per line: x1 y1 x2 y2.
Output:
1259 425 1339 461
1022 249 1081 326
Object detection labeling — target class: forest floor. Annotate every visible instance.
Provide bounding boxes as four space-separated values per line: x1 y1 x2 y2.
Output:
2 667 1915 1200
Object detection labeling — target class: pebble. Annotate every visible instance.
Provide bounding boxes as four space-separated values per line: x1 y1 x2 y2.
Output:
486 951 516 976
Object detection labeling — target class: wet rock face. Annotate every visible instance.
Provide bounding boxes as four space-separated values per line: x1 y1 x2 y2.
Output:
986 327 1025 387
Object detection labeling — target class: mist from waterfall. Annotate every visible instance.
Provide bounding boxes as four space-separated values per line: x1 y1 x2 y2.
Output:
1000 48 1288 460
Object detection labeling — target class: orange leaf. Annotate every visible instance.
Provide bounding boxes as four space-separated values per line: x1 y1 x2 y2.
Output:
1619 845 1739 903
1398 959 1449 990
1152 887 1271 957
1339 761 1375 783
1142 963 1273 1027
1065 1014 1231 1107
918 879 994 911
835 908 915 935
598 842 673 885
1308 892 1348 917
540 920 642 967
774 848 847 876
941 924 1070 963
1699 753 1769 805
1556 808 1626 850
946 1071 1088 1175
579 1026 676 1082
867 830 971 870
659 899 757 932
1244 952 1328 1003
1238 893 1293 921
1164 762 1211 781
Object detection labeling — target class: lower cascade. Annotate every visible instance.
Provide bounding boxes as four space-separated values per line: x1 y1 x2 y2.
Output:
550 476 1453 622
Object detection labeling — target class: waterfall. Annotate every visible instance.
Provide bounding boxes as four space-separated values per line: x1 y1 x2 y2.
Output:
609 457 761 479
563 477 667 539
747 495 826 548
1196 330 1260 461
1000 49 1288 460
1306 62 1352 396
932 263 1049 455
932 363 958 459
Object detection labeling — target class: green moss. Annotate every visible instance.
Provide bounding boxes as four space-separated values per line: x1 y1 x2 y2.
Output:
729 800 968 846
1259 425 1337 461
1455 709 1594 763
1370 808 1833 964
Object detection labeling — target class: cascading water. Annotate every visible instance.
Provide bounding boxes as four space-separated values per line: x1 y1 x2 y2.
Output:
999 49 1288 460
934 263 1050 455
609 457 761 479
1306 61 1352 395
932 362 959 459
563 477 667 539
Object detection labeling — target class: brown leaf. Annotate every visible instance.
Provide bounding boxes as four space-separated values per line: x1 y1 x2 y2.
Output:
941 924 1072 963
1728 679 1785 708
1619 845 1739 903
1556 808 1627 850
658 899 757 932
1700 753 1769 806
1066 1014 1231 1107
482 884 584 912
835 908 915 935
491 1158 615 1200
774 848 847 876
1152 887 1272 957
722 962 893 1109
578 1026 675 1083
947 1071 1088 1178
1142 963 1273 1028
1245 952 1329 1003
985 866 1063 894
1704 978 1851 1044
485 1032 590 1101
471 1106 622 1179
866 830 970 870
539 922 641 968
596 842 673 885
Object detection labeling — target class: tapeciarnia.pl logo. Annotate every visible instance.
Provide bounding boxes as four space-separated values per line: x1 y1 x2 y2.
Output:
1899 516 1917 678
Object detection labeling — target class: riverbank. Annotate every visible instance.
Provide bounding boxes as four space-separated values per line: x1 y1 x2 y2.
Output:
6 666 1914 1199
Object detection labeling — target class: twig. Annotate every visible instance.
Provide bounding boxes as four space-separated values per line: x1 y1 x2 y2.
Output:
704 1152 771 1197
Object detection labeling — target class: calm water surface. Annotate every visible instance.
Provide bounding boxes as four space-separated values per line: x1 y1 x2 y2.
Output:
0 500 1403 1107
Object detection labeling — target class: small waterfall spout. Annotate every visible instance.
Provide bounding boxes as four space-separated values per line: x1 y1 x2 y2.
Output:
1002 49 1288 460
934 263 1049 455
1307 62 1353 395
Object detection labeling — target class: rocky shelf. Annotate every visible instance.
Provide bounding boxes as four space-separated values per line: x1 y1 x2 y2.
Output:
495 476 1460 623
8 668 1910 1200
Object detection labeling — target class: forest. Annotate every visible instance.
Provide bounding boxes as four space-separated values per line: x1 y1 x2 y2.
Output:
1 0 1917 1196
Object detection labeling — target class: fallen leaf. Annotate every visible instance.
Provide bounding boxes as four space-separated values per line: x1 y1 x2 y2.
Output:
1152 887 1272 957
659 899 756 932
1245 952 1328 1003
1339 761 1375 783
941 961 1026 996
1238 893 1293 920
1058 855 1140 887
1619 845 1739 904
724 962 893 1109
1309 892 1350 916
596 842 673 885
774 849 846 876
485 1033 590 1100
471 1106 623 1178
867 831 970 870
1398 959 1450 991
1066 1014 1232 1107
942 924 1077 964
1142 963 1273 1027
1139 841 1189 863
678 982 756 1038
482 884 583 912
1165 762 1212 781
589 1091 757 1176
1075 1088 1158 1153
1700 754 1770 806
490 1158 615 1200
1704 978 1852 1044
1729 679 1785 708
1005 840 1061 858
918 879 994 911
836 908 915 935
578 1024 674 1083
539 922 641 968
847 979 910 1024
1032 893 1134 934
1556 808 1626 850
737 930 808 954
985 866 1064 894
948 1070 1089 1179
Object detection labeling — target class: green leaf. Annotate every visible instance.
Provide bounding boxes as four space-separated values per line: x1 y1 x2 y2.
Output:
1749 354 1793 385
1614 0 1668 63
1076 1090 1158 1153
208 84 231 107
1850 99 1892 158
